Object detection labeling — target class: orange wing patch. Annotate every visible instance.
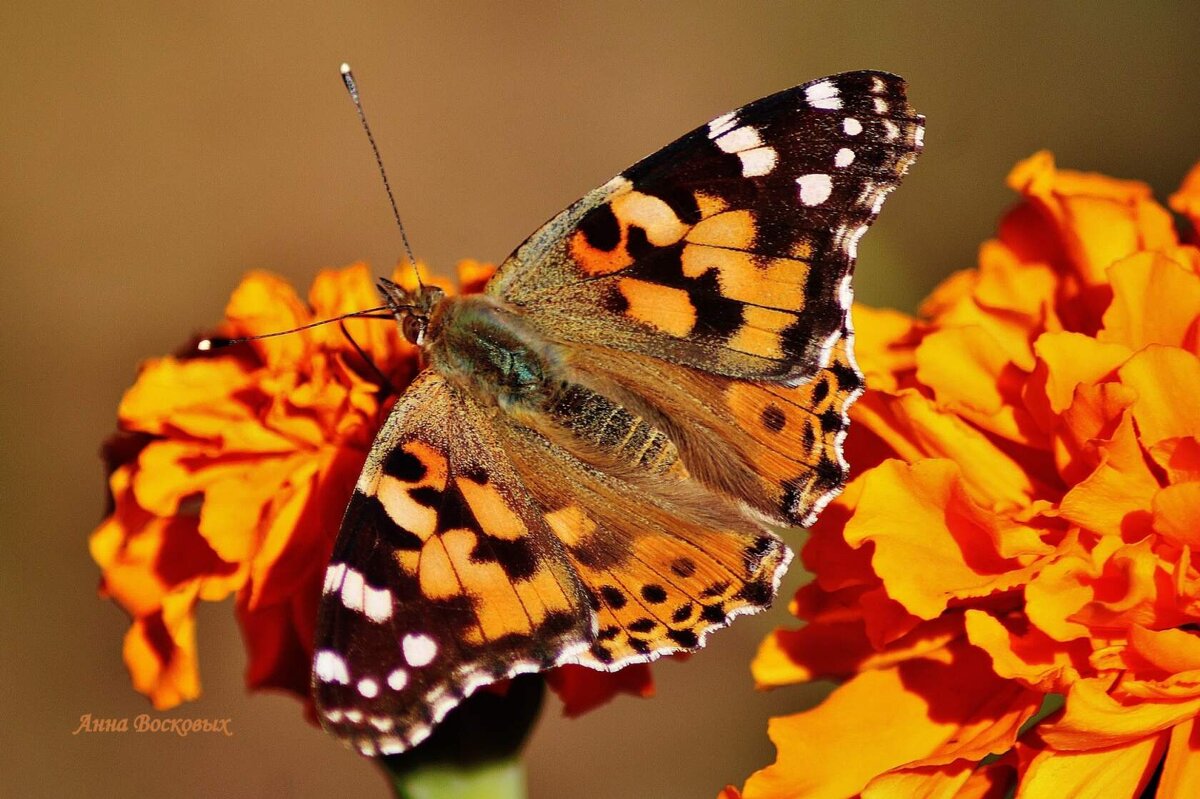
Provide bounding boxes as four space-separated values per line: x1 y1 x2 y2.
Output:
617 278 697 337
569 181 690 277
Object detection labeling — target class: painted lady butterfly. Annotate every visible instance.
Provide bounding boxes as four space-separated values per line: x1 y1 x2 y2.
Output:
313 71 923 755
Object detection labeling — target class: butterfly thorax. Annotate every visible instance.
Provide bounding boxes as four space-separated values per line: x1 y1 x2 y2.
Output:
424 294 682 476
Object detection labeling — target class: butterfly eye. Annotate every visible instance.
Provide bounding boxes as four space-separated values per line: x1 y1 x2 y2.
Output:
402 314 427 346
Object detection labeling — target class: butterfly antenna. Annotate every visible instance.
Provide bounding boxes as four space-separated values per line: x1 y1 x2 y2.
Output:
340 62 423 290
196 306 396 350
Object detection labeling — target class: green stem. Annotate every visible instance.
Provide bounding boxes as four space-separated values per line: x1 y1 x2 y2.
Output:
387 757 525 799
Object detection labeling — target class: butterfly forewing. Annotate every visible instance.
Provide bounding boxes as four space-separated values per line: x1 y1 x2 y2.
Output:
488 70 923 385
313 372 593 755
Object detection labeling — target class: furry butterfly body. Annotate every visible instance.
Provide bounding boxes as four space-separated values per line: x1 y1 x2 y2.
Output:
313 70 923 755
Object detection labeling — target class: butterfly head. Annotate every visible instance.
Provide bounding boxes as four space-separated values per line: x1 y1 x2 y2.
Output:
377 276 444 347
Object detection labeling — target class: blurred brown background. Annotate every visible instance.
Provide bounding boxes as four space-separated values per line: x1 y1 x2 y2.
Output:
2 3 1197 797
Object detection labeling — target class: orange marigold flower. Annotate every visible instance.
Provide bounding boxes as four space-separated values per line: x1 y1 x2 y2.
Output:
736 153 1200 799
91 260 649 719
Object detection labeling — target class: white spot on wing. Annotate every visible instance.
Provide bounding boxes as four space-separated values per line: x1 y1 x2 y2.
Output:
843 117 863 136
915 124 925 147
738 147 778 177
324 709 344 723
322 562 347 594
834 148 855 168
314 650 350 685
716 125 763 153
873 97 889 114
387 668 408 691
344 709 363 723
340 567 364 612
883 119 900 140
378 736 404 755
805 80 842 110
403 633 438 667
363 584 393 623
796 174 833 207
370 716 394 732
357 678 379 698
871 75 887 93
838 273 854 309
708 111 738 138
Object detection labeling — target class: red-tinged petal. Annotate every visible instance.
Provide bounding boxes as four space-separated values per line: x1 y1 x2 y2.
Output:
860 761 974 799
1153 482 1200 549
964 609 1088 692
223 270 318 369
742 644 1037 799
1025 545 1106 643
844 460 1050 619
1016 731 1167 799
1051 381 1138 485
850 304 922 392
1149 436 1200 484
123 585 202 710
237 588 320 703
915 326 1040 445
544 663 654 718
1118 346 1200 447
717 786 742 799
306 263 411 371
197 455 306 563
801 481 878 593
1007 151 1177 287
1057 411 1160 539
1041 677 1200 749
1100 252 1200 351
752 620 875 687
1160 717 1200 798
1170 162 1200 233
1028 331 1131 417
851 392 1041 510
1127 625 1200 675
118 357 296 451
972 240 1059 321
248 445 363 610
457 259 497 295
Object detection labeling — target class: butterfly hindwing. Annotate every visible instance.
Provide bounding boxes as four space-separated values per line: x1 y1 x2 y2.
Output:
312 371 593 755
492 411 791 670
487 70 923 386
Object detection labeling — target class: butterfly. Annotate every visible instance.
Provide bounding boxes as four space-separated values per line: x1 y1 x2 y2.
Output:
312 70 923 756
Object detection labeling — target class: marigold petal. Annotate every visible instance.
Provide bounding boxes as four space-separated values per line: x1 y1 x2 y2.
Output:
742 644 1037 799
915 326 1039 444
845 460 1051 619
849 304 921 392
752 620 875 687
307 262 412 371
1051 380 1138 485
456 259 497 294
860 762 974 799
1127 625 1200 675
1007 151 1176 286
1028 331 1131 417
1016 732 1166 799
225 270 314 368
544 663 654 718
1169 162 1200 232
1024 548 1097 642
1118 345 1200 446
850 392 1039 509
1160 717 1200 798
1041 677 1200 749
1152 482 1200 549
1100 252 1200 351
122 585 201 710
1057 411 1160 538
964 609 1087 692
237 588 320 702
119 357 295 451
